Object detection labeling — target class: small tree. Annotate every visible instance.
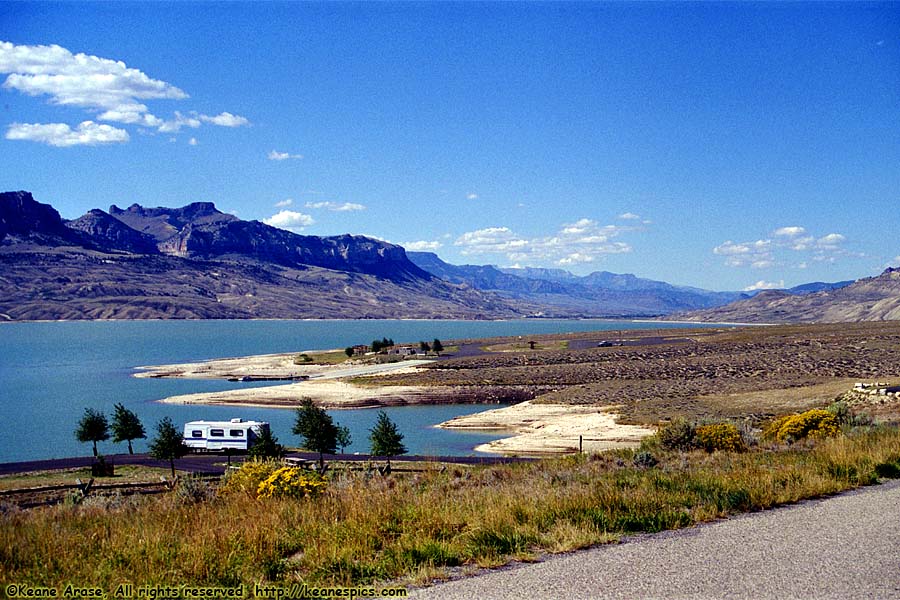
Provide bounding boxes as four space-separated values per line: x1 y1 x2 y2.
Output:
149 416 189 477
345 346 355 358
369 410 407 467
293 398 338 469
75 408 109 457
419 340 431 354
336 425 352 454
111 402 146 454
249 427 285 459
432 339 444 355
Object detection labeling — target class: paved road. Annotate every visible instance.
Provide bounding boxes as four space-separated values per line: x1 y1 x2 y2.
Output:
411 480 900 600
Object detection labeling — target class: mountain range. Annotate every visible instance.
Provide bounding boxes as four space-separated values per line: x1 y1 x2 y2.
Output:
0 190 888 322
0 191 517 320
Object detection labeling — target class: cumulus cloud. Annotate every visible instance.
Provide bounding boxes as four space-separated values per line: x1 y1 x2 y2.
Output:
200 112 248 127
714 226 850 269
268 149 303 161
403 240 443 252
466 193 478 200
0 40 249 145
773 226 806 238
816 233 846 249
187 137 198 146
305 201 366 212
743 280 785 291
618 212 641 220
455 218 634 267
5 120 129 147
274 198 293 207
263 210 314 232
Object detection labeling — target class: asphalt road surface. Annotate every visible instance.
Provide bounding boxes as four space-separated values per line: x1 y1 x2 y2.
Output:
411 480 900 600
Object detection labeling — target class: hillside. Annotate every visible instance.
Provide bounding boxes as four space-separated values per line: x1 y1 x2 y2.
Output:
0 191 521 320
668 269 900 323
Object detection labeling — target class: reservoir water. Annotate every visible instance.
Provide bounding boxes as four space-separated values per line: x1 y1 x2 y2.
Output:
0 319 716 462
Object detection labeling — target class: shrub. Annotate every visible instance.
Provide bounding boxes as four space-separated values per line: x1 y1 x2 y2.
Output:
632 451 658 468
694 423 746 453
767 409 841 444
174 475 215 505
256 467 326 499
220 460 281 498
826 400 851 426
657 418 696 451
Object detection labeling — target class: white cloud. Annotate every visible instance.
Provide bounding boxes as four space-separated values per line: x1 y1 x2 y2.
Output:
743 280 784 291
618 212 641 220
0 41 248 142
274 198 293 208
187 137 198 146
305 201 366 212
263 210 314 232
200 112 248 127
403 240 443 252
773 226 806 238
715 226 850 269
454 218 634 266
816 233 846 248
5 120 129 147
466 193 478 200
268 149 303 161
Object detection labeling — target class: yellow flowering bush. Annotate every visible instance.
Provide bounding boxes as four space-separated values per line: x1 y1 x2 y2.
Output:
256 467 327 500
219 460 281 497
765 409 840 444
694 423 746 452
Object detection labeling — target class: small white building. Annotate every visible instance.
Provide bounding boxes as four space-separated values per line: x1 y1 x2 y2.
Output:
183 418 270 452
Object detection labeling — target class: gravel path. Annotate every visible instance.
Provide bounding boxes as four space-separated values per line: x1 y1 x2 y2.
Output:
411 480 900 600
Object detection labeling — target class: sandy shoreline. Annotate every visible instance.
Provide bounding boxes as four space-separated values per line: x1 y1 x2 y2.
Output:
139 350 656 456
438 401 655 456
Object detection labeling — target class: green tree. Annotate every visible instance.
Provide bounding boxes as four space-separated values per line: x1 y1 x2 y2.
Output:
419 340 431 353
293 398 338 469
75 408 109 457
432 339 444 355
149 416 189 477
345 346 355 358
111 403 146 454
336 425 352 454
369 410 407 466
249 427 285 459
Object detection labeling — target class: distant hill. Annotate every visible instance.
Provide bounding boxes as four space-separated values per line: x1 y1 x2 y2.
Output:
408 252 746 317
667 269 900 323
0 191 521 320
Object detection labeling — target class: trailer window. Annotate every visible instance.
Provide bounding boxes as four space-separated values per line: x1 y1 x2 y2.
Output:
191 430 203 438
210 429 225 437
229 429 244 437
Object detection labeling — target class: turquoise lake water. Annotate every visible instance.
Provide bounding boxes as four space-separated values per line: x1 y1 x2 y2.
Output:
0 319 718 462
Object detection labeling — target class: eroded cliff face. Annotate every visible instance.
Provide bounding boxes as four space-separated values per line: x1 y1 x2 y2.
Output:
0 191 520 320
0 191 76 244
109 202 431 282
65 209 160 254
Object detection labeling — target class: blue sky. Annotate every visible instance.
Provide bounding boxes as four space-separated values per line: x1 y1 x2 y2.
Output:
1 2 897 291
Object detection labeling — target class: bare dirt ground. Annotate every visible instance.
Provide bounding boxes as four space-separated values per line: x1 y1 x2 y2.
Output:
140 322 900 455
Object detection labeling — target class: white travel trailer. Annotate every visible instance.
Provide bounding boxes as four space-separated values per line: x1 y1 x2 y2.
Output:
183 418 270 452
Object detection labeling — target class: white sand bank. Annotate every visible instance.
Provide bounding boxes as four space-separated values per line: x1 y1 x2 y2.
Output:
438 401 655 456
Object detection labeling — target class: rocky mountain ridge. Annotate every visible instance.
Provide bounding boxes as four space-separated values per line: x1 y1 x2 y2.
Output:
0 191 519 320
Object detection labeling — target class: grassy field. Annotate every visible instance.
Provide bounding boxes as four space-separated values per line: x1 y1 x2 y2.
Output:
2 426 899 590
0 465 174 491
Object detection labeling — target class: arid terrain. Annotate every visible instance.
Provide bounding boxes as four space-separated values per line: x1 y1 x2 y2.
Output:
140 322 900 455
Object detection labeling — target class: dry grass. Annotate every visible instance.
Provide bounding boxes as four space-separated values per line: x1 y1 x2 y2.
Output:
3 427 900 589
0 465 173 492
